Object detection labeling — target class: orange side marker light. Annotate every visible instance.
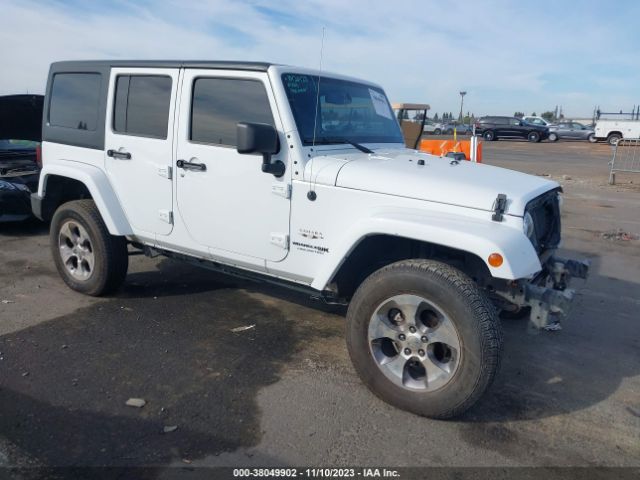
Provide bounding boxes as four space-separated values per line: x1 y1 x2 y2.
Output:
488 253 504 267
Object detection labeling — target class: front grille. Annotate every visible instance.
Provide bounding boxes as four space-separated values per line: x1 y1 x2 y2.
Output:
526 189 561 253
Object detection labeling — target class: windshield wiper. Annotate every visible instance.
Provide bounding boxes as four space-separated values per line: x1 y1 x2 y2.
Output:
305 137 374 154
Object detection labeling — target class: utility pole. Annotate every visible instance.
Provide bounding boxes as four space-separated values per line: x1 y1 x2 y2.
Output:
459 91 467 123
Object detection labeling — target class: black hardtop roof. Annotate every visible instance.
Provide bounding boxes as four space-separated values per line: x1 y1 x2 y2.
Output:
51 60 276 72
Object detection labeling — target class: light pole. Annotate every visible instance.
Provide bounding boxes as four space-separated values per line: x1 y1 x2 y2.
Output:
459 91 467 124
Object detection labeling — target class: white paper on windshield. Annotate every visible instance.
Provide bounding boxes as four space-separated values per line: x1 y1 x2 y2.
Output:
369 89 392 119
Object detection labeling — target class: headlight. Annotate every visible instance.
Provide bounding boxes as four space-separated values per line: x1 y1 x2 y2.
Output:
523 211 535 238
0 180 17 191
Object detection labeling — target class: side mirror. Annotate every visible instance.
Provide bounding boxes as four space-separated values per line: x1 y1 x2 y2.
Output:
236 122 285 177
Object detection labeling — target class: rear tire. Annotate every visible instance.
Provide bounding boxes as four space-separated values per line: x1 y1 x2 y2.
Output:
50 200 128 296
346 260 502 419
607 133 622 146
434 128 442 135
483 131 495 141
528 131 541 142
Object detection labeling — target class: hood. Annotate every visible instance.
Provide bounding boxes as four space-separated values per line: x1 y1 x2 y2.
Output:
305 148 558 216
0 95 44 142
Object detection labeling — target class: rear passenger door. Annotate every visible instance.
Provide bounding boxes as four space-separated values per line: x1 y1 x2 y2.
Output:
507 118 525 138
104 68 179 237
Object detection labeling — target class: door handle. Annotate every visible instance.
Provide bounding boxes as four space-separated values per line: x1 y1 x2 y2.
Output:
176 159 207 172
107 149 132 160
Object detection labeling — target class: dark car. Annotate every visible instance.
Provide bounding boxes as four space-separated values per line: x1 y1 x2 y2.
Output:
0 94 43 221
475 116 549 142
548 121 597 143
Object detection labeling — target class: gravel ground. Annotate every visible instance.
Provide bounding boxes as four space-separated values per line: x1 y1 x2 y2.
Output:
0 139 638 474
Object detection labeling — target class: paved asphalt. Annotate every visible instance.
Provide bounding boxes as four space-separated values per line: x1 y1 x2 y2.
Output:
0 140 638 474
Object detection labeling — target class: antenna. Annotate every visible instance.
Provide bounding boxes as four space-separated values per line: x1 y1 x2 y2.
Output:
307 27 325 201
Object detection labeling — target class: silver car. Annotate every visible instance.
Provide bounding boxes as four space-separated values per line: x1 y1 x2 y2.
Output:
548 122 597 142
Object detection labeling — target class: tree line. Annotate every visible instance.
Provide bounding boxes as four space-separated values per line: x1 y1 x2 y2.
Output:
411 110 563 123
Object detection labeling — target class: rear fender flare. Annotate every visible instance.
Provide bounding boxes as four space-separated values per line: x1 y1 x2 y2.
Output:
39 161 132 235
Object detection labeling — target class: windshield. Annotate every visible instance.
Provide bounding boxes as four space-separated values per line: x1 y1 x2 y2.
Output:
281 73 403 146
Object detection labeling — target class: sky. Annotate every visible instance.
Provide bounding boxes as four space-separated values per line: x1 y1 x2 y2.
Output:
1 0 639 117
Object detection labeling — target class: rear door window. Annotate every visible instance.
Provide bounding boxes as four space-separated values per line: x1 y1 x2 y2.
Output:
49 73 101 131
113 75 172 139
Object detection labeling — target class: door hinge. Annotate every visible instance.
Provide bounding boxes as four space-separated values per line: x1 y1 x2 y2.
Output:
159 210 173 224
270 232 289 249
271 183 291 199
158 166 172 179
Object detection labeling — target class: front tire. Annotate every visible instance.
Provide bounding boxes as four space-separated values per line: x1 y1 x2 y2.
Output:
434 128 442 135
528 131 541 142
50 200 128 296
548 132 558 142
587 133 597 143
346 260 502 419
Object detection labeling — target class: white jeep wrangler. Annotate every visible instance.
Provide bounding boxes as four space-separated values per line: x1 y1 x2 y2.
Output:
32 60 588 419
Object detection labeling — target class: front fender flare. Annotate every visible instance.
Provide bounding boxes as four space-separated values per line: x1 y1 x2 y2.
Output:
311 210 541 290
38 161 133 235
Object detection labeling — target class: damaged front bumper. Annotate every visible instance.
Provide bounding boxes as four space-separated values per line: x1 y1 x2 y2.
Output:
495 256 590 330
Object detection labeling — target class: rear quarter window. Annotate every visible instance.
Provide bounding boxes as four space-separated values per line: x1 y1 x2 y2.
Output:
48 73 101 131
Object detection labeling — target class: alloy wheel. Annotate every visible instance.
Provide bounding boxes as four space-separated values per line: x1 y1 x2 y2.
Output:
58 220 95 281
368 294 462 392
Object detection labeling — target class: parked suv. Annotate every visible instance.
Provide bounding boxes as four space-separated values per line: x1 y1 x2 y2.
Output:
422 120 444 135
32 60 588 419
475 116 549 142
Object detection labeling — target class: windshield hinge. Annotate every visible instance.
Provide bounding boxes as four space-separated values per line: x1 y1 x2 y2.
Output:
271 183 291 199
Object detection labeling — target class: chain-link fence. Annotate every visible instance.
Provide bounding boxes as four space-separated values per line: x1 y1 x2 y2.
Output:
609 138 640 184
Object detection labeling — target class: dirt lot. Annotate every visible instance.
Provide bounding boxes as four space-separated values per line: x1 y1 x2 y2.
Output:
1 140 639 472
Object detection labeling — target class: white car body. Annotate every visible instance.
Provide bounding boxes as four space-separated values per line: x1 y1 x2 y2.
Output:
594 119 640 143
32 60 592 418
422 121 443 133
523 116 554 127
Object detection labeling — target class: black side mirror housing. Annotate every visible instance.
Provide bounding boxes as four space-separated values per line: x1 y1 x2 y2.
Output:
237 122 285 177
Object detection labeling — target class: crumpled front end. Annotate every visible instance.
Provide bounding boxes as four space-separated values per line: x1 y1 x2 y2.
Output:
495 256 590 331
